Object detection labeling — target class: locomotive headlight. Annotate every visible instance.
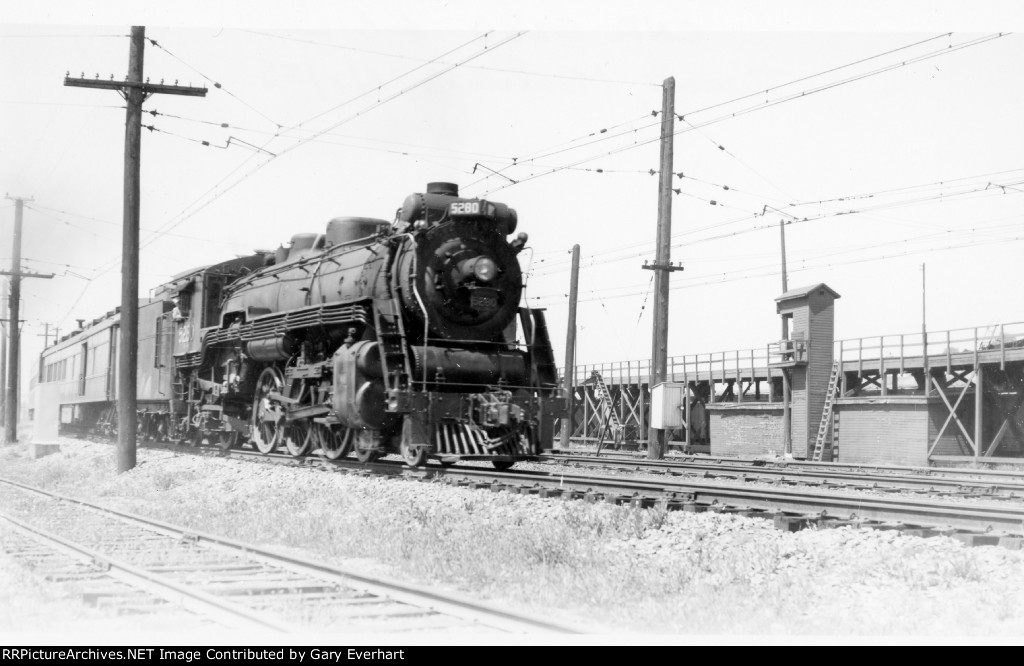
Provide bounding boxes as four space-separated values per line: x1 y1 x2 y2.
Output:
457 256 498 283
473 256 498 282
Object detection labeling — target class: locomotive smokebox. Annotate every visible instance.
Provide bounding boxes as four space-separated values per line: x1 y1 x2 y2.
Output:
426 182 459 196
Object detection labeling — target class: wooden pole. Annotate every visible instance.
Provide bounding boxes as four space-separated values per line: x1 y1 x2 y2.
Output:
647 76 676 461
780 219 791 457
116 26 146 473
65 26 205 472
4 200 23 443
783 369 792 457
560 244 580 449
974 365 983 461
0 278 6 430
780 219 789 340
922 263 930 398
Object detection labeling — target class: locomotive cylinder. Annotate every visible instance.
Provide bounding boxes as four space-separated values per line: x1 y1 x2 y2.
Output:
332 340 386 429
410 346 528 386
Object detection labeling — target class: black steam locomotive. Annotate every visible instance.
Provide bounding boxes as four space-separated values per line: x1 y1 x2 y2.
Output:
38 183 561 468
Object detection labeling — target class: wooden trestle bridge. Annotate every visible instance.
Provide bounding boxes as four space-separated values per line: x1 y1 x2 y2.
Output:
559 320 1024 465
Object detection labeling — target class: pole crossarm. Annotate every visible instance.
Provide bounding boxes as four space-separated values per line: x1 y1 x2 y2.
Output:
64 77 207 97
0 271 54 279
642 262 685 272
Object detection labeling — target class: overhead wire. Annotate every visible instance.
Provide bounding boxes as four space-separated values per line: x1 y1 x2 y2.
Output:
240 29 658 88
146 36 283 129
477 33 1010 197
71 31 527 295
527 169 1024 276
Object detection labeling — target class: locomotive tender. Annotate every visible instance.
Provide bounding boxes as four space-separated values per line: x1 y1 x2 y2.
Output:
39 183 561 468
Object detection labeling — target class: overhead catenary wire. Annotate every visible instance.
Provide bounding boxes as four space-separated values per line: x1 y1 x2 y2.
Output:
146 35 284 129
63 32 527 309
476 33 1010 198
527 171 1024 276
240 29 659 88
529 232 1024 308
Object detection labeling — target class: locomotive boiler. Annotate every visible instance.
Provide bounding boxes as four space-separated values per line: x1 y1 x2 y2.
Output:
159 182 560 468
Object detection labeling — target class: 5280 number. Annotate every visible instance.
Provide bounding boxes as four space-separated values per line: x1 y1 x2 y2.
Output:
450 201 482 215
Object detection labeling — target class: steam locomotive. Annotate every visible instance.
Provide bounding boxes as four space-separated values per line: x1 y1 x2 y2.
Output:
38 183 561 468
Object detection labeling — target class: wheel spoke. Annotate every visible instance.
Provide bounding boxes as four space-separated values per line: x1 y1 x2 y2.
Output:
252 367 285 454
316 424 353 460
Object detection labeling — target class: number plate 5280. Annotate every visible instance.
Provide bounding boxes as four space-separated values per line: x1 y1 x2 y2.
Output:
450 201 482 215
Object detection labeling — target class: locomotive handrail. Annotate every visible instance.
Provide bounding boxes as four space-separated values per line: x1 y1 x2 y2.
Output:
402 232 432 388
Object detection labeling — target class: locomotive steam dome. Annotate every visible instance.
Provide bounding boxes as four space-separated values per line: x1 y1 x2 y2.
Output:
397 183 523 341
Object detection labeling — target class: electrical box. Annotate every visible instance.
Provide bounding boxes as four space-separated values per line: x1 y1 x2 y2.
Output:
651 382 687 429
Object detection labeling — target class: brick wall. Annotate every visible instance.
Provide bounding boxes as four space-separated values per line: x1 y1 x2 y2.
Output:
707 403 785 457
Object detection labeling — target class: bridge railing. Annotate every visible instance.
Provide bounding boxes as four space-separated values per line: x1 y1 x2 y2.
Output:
568 344 784 388
835 321 1024 372
562 321 1024 389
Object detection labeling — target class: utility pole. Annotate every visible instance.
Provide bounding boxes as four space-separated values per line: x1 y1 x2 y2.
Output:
560 244 581 449
2 196 54 444
780 219 789 339
65 26 206 472
643 76 682 461
37 323 51 386
780 218 791 457
0 278 7 429
922 263 929 397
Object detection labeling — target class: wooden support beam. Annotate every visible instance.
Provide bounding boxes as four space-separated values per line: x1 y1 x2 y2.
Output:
928 376 977 456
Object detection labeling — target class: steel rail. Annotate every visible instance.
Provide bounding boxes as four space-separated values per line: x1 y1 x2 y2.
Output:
539 453 1024 496
220 448 1024 534
550 447 1024 480
0 475 584 635
0 508 294 632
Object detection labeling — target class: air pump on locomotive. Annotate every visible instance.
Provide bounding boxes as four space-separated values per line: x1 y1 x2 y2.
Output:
39 183 561 469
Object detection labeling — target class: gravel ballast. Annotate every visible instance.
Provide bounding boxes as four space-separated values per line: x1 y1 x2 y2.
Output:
1 437 1023 641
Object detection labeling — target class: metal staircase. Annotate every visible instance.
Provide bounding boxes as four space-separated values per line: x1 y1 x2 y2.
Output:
812 360 841 461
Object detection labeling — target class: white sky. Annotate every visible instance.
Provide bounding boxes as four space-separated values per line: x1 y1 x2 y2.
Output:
2 1 1023 383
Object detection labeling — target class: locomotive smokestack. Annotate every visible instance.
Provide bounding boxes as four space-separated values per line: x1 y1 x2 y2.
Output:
426 182 459 197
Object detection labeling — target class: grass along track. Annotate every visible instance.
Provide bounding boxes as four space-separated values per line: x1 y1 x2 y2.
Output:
212 445 1024 543
0 475 584 635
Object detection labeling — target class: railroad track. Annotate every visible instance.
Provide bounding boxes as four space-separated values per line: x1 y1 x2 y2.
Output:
44 435 1024 546
212 446 1024 546
550 447 1024 481
0 476 583 635
539 453 1024 499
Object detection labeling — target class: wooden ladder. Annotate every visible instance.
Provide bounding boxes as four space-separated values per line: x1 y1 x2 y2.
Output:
811 360 841 461
588 371 624 453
